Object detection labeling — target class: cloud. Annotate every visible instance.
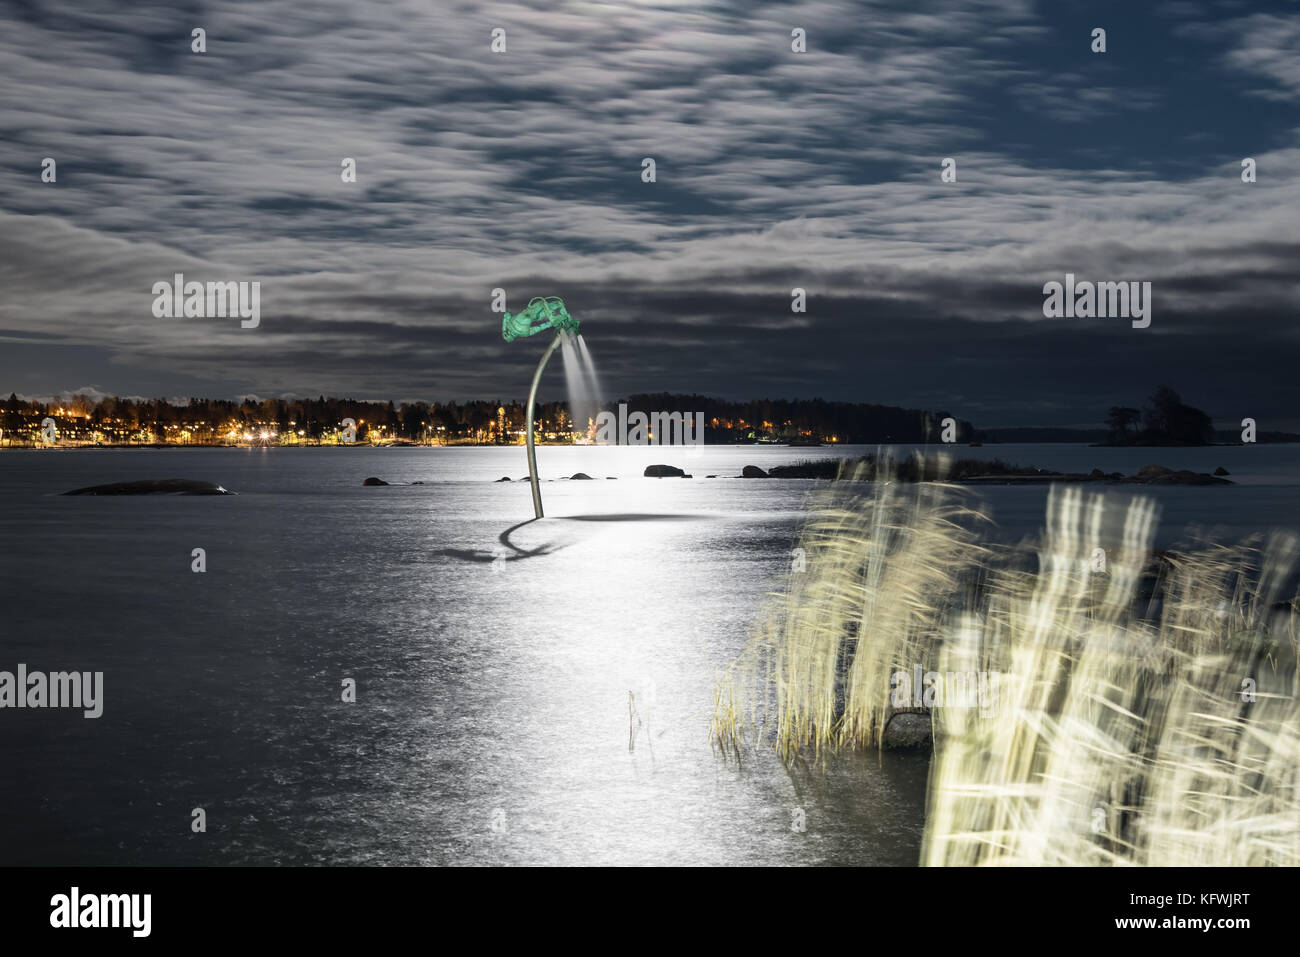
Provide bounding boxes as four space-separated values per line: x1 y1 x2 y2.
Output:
0 0 1297 427
1220 13 1300 100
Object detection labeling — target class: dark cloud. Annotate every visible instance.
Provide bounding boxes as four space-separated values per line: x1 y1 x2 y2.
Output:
0 0 1297 428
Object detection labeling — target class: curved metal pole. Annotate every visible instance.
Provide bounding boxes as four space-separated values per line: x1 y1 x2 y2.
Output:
525 333 564 518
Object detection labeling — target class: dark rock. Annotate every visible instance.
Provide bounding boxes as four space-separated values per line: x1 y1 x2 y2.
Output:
1126 467 1232 486
495 476 512 482
570 472 593 480
1214 466 1230 476
768 460 841 479
362 477 389 486
605 477 617 480
883 712 932 749
63 479 234 496
1136 464 1173 480
1089 468 1105 479
644 464 686 478
706 475 717 478
742 465 770 478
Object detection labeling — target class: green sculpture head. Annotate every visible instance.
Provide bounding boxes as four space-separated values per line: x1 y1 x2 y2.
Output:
502 296 579 342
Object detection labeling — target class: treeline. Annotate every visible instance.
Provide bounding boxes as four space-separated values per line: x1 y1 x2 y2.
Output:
1 393 536 442
1105 386 1215 446
622 393 976 443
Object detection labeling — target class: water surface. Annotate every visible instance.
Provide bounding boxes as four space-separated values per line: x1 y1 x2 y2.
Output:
0 442 1293 864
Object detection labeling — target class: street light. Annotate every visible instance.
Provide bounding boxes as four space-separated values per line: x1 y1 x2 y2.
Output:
501 296 579 519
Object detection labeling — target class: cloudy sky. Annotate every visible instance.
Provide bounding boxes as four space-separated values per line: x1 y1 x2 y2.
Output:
1 0 1297 427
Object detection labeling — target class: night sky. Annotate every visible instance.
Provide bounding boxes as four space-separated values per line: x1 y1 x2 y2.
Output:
1 0 1296 428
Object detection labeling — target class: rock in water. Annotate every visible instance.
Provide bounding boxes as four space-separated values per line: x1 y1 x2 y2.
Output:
362 477 389 486
1132 464 1227 485
570 472 593 480
1214 466 1230 476
495 476 512 482
883 712 932 749
1136 464 1172 480
63 479 234 496
742 465 769 478
644 464 686 478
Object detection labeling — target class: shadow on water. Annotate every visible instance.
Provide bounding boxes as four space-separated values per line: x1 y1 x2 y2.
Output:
435 513 705 564
434 518 556 564
555 513 701 522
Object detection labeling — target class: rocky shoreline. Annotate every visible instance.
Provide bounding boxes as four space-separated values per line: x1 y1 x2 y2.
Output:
753 458 1235 485
62 479 235 495
619 459 1236 485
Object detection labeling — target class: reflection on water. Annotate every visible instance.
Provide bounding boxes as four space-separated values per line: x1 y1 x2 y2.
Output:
0 444 1295 864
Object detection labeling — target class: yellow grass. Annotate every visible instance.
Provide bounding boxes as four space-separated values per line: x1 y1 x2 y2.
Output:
713 458 1300 865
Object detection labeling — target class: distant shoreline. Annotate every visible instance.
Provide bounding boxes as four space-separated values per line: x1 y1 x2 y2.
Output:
0 440 1276 451
0 441 825 451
